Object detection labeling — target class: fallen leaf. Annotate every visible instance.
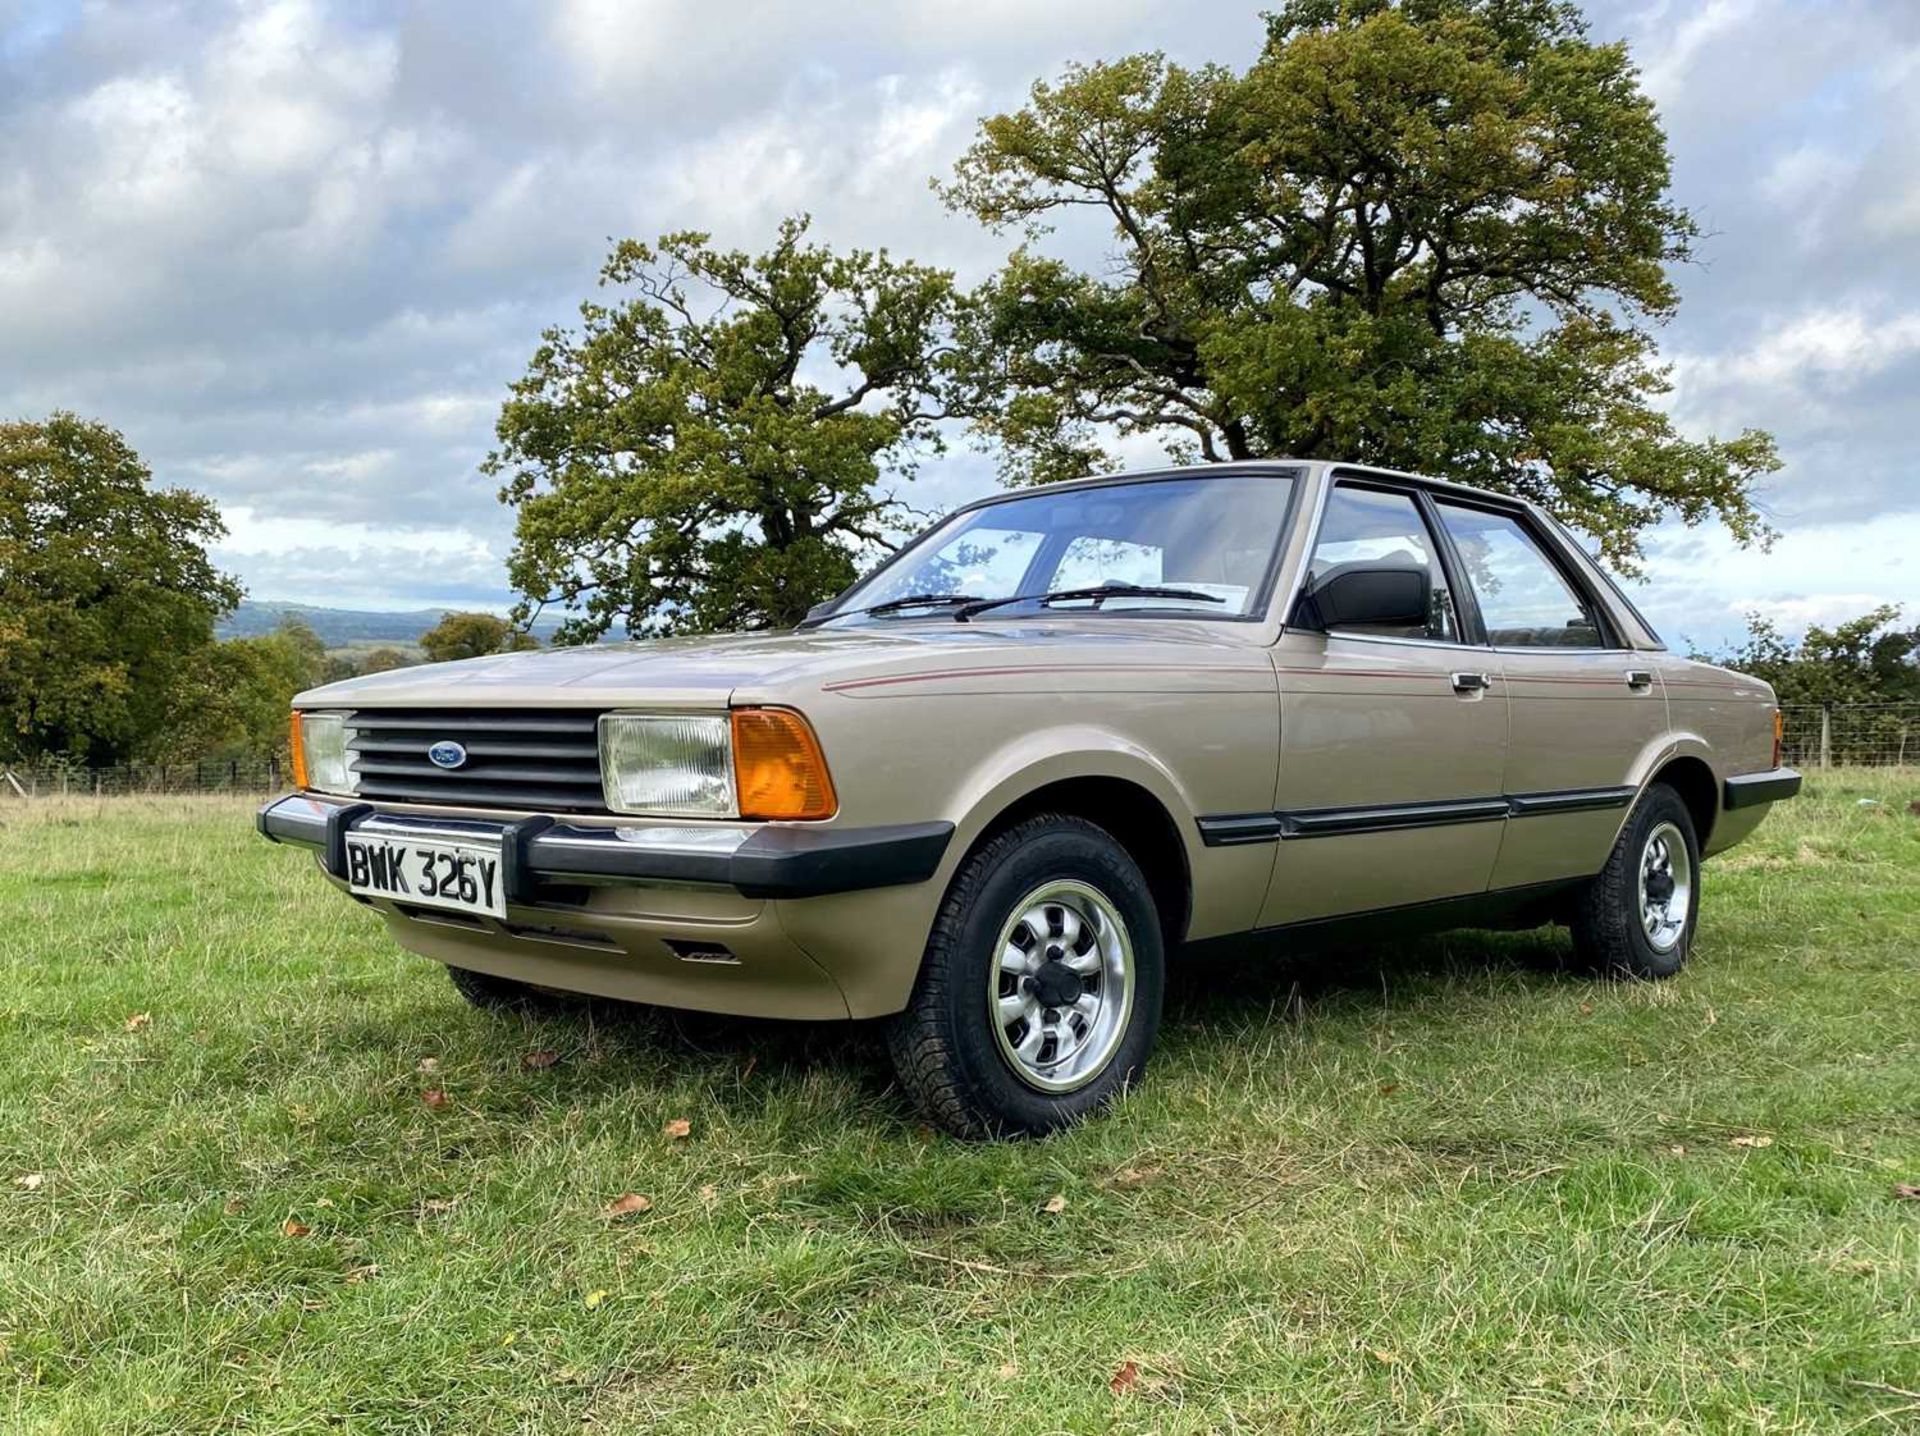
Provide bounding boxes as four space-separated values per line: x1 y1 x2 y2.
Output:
584 1289 610 1309
1370 1348 1402 1366
344 1264 380 1284
1377 1082 1399 1096
1894 1183 1920 1201
223 1194 245 1214
500 1330 517 1346
417 1056 440 1073
698 1184 718 1204
1112 1165 1162 1188
662 1118 691 1140
1577 1002 1594 1016
1703 1006 1717 1026
281 1217 311 1238
420 1197 458 1215
1043 1194 1068 1214
602 1192 652 1218
421 1088 450 1110
15 1172 45 1191
521 1049 558 1071
314 1197 334 1209
1109 1360 1140 1395
1669 1145 1688 1156
1731 1134 1773 1149
997 1359 1020 1379
124 1012 151 1032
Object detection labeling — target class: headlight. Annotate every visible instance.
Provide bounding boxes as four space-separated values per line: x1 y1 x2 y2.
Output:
292 711 357 796
598 709 838 820
599 713 736 817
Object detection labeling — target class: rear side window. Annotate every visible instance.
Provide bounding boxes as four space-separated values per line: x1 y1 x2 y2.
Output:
1432 501 1606 648
1307 485 1458 642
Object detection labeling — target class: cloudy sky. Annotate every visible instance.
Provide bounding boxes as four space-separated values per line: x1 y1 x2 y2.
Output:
3 0 1916 650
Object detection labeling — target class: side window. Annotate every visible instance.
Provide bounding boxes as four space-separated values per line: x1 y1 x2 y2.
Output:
1432 501 1606 648
1305 485 1458 641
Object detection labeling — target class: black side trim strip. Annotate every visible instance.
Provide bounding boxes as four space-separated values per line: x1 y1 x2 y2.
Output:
1506 786 1635 817
1195 813 1288 846
1724 767 1802 809
1198 785 1637 846
1285 797 1510 838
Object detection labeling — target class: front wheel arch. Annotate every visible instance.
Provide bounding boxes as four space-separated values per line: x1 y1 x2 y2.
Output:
949 774 1191 953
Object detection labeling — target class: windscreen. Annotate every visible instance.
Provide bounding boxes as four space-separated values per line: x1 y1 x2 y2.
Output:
834 474 1295 621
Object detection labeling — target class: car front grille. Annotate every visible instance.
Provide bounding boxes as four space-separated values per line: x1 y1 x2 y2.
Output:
346 708 607 813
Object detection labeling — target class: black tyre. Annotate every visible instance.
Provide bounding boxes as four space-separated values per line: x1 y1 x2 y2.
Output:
1568 783 1701 979
444 963 571 1013
886 814 1165 1139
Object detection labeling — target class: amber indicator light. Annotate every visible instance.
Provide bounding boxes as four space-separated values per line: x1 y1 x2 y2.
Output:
731 708 837 820
289 711 309 790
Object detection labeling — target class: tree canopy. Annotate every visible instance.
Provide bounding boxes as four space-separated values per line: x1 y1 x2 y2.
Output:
0 413 240 765
942 0 1778 567
1705 606 1918 708
489 218 963 640
420 611 538 664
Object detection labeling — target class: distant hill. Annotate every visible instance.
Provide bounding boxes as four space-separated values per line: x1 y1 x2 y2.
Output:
219 601 566 647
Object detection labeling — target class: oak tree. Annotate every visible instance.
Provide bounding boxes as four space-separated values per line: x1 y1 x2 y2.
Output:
419 611 538 664
944 0 1778 565
490 218 962 639
0 413 240 765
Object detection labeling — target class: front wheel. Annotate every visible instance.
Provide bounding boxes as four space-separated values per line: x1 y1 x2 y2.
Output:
1568 783 1701 979
886 814 1165 1139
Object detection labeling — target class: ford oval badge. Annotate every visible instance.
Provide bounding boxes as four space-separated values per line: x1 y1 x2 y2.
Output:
427 740 468 770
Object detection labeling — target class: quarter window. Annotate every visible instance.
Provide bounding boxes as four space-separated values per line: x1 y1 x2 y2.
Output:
1432 502 1606 648
1305 485 1458 641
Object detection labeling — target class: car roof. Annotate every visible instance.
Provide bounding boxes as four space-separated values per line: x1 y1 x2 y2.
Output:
949 459 1539 518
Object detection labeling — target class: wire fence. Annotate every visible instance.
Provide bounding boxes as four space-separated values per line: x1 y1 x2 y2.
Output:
0 701 1912 798
0 758 285 799
1780 703 1919 769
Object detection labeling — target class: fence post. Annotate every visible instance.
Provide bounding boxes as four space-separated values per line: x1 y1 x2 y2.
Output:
1818 704 1832 771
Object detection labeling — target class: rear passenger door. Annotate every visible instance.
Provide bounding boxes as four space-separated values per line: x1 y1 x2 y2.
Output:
1427 497 1667 890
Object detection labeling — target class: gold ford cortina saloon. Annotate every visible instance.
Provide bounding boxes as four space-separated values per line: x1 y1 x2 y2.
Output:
260 462 1800 1137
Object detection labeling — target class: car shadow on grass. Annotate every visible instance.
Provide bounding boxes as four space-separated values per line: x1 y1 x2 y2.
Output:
437 923 1588 1103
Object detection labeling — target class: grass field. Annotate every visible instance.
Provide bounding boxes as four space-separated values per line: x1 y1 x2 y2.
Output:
2 777 1916 1433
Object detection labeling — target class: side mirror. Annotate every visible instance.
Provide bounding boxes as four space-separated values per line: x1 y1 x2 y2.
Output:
797 599 840 629
1293 564 1431 632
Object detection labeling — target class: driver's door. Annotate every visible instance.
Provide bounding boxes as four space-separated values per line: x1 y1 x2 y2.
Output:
1257 479 1510 928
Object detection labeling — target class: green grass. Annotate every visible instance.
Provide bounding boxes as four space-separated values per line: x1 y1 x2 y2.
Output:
1 777 1916 1433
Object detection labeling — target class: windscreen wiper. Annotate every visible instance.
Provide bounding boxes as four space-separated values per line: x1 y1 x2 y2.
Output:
842 593 987 620
956 583 1227 621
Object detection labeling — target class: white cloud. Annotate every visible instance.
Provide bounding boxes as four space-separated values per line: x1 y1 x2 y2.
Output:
1 0 1916 624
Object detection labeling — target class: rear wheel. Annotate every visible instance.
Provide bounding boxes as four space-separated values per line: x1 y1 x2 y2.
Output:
1569 783 1700 979
887 814 1164 1139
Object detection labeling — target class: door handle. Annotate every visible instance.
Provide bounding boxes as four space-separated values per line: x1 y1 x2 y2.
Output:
1451 671 1491 694
1625 669 1654 691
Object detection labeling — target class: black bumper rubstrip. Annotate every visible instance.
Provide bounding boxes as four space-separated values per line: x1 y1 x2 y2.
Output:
257 794 953 900
1724 767 1802 810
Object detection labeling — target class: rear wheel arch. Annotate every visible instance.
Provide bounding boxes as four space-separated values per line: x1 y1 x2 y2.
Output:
953 775 1191 952
1648 756 1718 850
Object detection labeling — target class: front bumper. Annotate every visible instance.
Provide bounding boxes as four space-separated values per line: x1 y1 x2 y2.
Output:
255 793 953 901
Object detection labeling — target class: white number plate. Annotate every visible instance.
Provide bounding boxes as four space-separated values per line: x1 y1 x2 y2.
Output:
344 834 506 918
